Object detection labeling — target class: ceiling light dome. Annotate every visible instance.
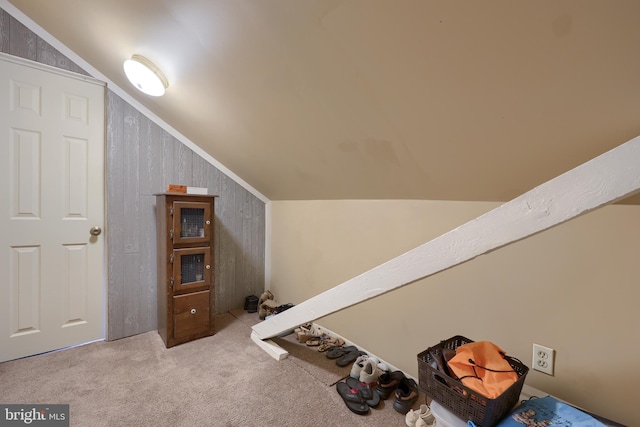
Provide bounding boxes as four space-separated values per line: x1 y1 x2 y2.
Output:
123 54 168 96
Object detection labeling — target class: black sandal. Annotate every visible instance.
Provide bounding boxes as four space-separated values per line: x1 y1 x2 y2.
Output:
346 376 380 408
326 345 357 359
336 350 367 367
336 381 369 415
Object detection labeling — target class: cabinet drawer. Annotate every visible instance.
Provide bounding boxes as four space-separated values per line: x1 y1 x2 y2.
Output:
173 290 210 339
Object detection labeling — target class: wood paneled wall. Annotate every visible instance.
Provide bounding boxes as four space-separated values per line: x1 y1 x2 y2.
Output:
1 7 266 340
106 93 266 339
0 8 87 75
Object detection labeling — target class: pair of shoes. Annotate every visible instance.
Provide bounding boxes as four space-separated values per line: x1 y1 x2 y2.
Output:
336 348 367 367
326 345 358 359
336 381 369 415
405 404 435 427
345 377 380 408
350 355 370 379
350 354 388 376
294 323 322 343
244 295 258 313
360 358 385 384
305 333 330 347
325 345 367 367
350 355 385 385
375 370 406 400
316 337 345 352
257 290 275 320
325 345 358 360
393 377 420 415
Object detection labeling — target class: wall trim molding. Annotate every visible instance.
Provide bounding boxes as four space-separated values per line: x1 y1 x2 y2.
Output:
0 51 104 86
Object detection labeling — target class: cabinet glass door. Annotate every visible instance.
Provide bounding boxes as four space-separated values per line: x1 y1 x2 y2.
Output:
172 247 211 294
172 201 211 246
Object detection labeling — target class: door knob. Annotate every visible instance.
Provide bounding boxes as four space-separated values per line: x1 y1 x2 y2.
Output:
90 226 102 236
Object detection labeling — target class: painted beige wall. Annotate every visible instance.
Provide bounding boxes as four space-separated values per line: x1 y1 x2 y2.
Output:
270 200 639 425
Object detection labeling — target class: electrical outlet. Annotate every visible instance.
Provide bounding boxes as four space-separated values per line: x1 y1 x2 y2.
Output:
532 344 555 375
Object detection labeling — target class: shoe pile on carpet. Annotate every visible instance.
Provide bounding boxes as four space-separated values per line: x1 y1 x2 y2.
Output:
245 293 430 424
333 350 422 418
288 324 426 421
244 291 295 320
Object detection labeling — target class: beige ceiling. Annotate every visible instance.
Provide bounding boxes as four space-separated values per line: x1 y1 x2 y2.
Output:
8 0 640 203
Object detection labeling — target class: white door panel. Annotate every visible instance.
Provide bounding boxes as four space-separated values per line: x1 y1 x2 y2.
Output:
0 53 105 362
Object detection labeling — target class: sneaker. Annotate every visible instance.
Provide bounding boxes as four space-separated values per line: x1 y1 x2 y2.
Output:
359 358 383 385
376 370 405 400
405 404 434 427
416 412 436 427
393 377 419 414
350 355 382 379
350 355 369 379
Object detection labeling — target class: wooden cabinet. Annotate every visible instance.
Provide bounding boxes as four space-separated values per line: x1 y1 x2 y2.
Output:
156 193 216 348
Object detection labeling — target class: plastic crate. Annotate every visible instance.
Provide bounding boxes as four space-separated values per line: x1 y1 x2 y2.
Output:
417 336 528 427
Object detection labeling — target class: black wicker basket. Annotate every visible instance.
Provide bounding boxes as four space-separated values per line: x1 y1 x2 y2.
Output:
417 336 528 427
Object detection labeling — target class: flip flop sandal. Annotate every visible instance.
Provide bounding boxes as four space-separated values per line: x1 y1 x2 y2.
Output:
316 337 345 352
336 381 369 415
346 376 380 408
305 334 329 346
316 343 332 352
326 345 357 359
336 350 368 367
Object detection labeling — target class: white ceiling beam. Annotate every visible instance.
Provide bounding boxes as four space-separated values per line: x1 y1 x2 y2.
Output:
252 135 640 341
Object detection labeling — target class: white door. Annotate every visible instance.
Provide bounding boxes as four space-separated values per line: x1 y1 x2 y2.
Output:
0 53 105 362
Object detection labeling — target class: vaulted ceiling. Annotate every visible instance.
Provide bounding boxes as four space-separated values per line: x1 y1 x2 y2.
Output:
7 0 640 203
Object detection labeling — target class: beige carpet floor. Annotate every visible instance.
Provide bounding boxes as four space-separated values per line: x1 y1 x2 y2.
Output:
0 309 425 427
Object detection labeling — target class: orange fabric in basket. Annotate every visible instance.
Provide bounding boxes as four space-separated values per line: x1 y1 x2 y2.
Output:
446 341 518 399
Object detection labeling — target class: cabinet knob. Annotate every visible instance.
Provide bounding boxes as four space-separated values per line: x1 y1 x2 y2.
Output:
190 308 196 315
205 220 211 225
205 264 211 270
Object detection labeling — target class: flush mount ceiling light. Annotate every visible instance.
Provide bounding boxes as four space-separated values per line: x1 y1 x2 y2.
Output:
123 54 168 96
